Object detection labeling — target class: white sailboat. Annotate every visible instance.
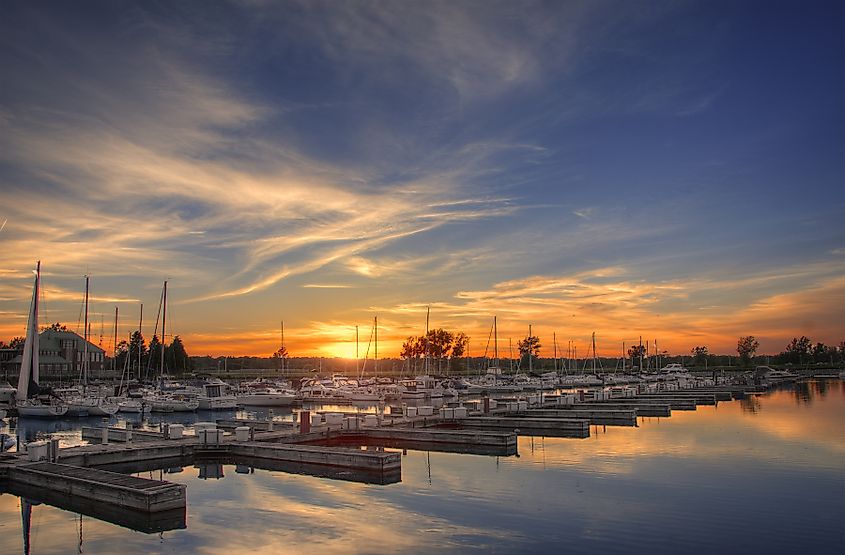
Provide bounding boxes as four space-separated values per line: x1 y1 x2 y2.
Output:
64 275 118 417
16 261 69 418
144 281 198 413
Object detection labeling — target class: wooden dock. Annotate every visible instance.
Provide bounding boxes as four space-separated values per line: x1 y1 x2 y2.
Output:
6 461 186 512
554 402 672 417
637 393 718 405
461 416 591 438
295 428 518 456
519 408 638 426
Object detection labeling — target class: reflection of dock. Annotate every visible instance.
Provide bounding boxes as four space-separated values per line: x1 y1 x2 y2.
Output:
4 482 186 534
7 461 186 511
460 416 591 438
294 428 518 457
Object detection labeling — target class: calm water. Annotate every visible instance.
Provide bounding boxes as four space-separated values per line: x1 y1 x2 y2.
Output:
1 379 843 554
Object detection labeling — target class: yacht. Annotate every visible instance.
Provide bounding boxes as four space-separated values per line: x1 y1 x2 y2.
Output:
755 366 799 383
236 389 296 406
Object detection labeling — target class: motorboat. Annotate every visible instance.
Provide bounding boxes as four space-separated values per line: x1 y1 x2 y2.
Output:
145 393 199 412
755 366 799 384
236 389 297 406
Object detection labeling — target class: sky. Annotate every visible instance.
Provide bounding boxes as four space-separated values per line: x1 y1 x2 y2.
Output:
0 0 843 359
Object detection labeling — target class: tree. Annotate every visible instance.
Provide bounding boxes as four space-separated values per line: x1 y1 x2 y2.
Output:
627 345 646 367
811 342 830 364
8 337 25 350
167 335 191 373
782 336 812 364
42 322 68 332
737 336 759 367
147 334 162 376
518 335 541 370
691 346 709 366
272 345 289 370
452 332 469 358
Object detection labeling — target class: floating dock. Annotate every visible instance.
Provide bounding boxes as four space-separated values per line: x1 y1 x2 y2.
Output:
460 416 591 438
295 427 518 456
554 402 671 417
519 408 638 426
6 461 186 512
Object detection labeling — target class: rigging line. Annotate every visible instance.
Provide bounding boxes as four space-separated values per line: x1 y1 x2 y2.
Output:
360 319 375 375
144 285 165 380
482 320 494 360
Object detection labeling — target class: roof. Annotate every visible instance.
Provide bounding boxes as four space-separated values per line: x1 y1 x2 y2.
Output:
7 353 70 364
39 329 106 354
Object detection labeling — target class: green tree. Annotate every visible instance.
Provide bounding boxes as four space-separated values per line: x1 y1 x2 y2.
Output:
147 335 162 375
627 345 646 367
167 335 190 373
8 337 25 350
691 346 709 366
811 342 830 364
737 336 760 367
518 335 541 369
452 332 469 358
42 322 68 332
782 336 812 364
272 345 289 370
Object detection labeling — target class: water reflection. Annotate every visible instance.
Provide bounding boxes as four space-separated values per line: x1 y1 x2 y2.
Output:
0 379 842 554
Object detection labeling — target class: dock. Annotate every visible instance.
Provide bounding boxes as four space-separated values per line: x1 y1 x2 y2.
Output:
7 461 186 512
294 427 518 456
553 402 671 417
0 375 809 536
460 416 591 438
519 408 638 426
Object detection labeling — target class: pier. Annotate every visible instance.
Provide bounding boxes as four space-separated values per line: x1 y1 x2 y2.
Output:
460 416 591 438
518 408 639 426
0 377 802 537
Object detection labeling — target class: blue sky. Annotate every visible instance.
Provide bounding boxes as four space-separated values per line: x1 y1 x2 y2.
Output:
1 0 843 357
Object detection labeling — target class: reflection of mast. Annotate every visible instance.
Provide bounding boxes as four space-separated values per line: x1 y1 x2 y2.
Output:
21 498 32 555
77 514 83 554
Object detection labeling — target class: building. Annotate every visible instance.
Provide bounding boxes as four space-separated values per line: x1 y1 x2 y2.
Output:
0 329 106 383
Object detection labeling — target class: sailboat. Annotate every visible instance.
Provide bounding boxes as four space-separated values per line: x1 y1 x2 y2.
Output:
16 262 69 418
144 281 198 412
64 275 119 417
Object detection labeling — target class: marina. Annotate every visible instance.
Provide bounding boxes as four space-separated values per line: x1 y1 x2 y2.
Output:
0 376 841 553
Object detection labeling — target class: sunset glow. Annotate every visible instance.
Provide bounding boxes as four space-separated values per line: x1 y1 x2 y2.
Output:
1 2 842 359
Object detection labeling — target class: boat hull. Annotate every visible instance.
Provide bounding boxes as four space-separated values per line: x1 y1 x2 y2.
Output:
17 403 69 418
236 394 296 406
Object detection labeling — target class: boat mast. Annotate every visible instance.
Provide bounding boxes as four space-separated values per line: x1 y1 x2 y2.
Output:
160 280 167 378
137 303 142 382
112 306 118 377
591 331 597 373
622 341 626 372
425 305 430 375
528 324 533 373
553 332 557 373
280 320 285 373
493 316 498 368
355 324 359 377
83 274 89 388
639 336 644 372
374 316 378 375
